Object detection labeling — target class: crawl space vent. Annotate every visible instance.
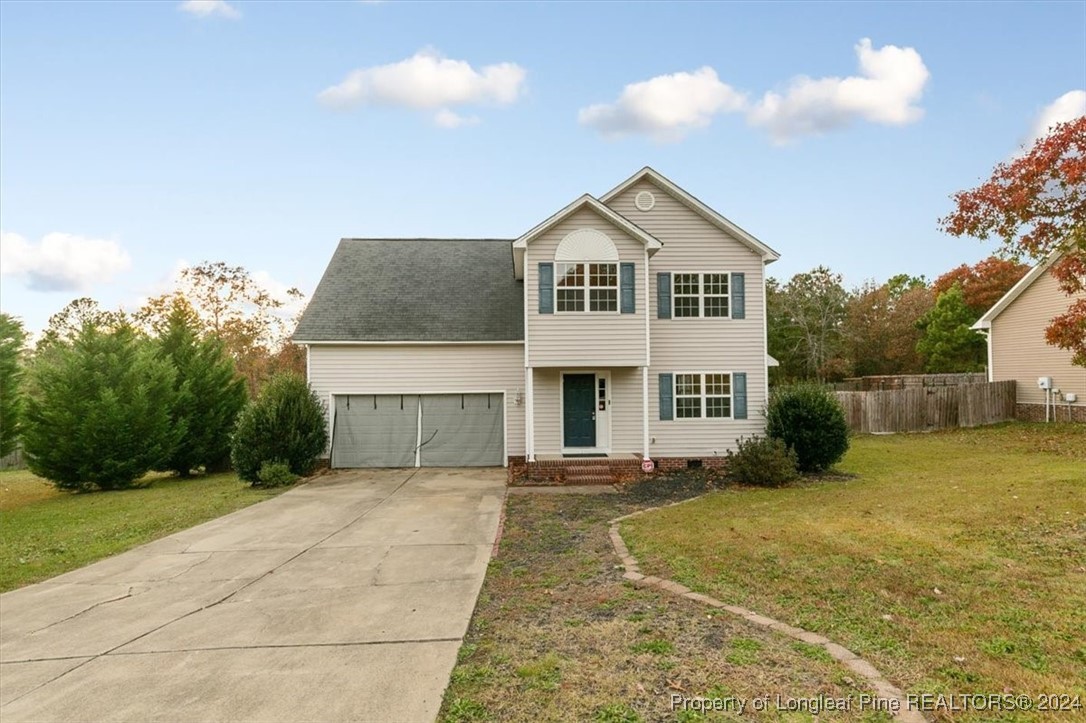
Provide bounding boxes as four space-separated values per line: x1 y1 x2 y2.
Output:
634 190 656 212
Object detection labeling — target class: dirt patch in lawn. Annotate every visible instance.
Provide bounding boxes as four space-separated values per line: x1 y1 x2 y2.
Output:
441 485 890 722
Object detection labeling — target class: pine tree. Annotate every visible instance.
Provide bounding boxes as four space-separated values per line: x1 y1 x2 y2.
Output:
0 313 28 458
155 301 247 476
22 324 178 491
915 284 987 373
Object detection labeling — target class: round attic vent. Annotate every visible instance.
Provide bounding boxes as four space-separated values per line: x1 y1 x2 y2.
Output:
634 190 656 212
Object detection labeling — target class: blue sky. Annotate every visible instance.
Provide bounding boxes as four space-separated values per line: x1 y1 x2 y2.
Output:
2 0 1084 334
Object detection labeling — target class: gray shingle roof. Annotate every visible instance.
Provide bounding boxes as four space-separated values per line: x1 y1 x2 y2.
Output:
293 239 523 342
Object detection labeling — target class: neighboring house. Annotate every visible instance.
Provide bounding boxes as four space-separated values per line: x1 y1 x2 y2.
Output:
293 168 780 475
972 253 1085 422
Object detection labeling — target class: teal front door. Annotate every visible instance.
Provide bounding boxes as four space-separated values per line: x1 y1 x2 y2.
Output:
563 374 596 448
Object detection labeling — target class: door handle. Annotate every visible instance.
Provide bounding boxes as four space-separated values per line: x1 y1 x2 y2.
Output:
592 412 596 420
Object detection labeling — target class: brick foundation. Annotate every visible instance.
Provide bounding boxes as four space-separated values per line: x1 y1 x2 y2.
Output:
1015 403 1086 423
653 457 729 472
508 455 730 486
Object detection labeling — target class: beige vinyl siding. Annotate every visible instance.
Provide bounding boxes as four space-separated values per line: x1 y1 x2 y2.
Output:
609 179 768 456
532 367 643 454
526 208 648 367
534 369 561 452
609 367 645 453
308 344 526 455
990 268 1086 407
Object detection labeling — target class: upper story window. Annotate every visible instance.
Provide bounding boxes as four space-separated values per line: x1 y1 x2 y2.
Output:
673 273 729 318
557 262 618 312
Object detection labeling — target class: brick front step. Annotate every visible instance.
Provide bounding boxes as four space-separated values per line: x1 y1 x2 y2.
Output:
563 464 630 476
564 475 615 486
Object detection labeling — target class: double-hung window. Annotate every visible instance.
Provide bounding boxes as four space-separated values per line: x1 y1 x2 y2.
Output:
674 373 732 419
673 273 729 318
556 262 618 312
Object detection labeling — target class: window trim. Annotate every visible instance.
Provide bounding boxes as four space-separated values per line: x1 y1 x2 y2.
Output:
670 271 731 319
672 371 733 420
554 261 620 314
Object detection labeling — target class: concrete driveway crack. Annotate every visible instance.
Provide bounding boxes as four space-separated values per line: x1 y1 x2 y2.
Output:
5 468 421 706
26 586 138 635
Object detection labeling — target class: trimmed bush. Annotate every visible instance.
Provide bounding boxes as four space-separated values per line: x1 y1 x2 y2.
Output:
22 324 178 491
726 436 799 487
231 372 327 484
766 383 849 473
256 460 299 487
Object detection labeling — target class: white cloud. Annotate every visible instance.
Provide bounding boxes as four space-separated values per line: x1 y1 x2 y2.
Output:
578 67 747 141
1027 90 1086 145
317 49 526 126
579 40 929 144
0 231 132 292
748 39 929 143
433 109 480 129
178 0 241 20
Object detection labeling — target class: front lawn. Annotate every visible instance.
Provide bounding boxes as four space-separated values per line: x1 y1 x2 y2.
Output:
441 487 890 722
622 423 1086 717
0 469 283 592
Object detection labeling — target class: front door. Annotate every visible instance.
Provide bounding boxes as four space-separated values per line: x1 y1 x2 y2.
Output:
563 374 597 448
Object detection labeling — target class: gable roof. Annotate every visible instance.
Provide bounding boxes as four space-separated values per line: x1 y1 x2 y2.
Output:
511 194 664 279
600 167 780 262
972 252 1061 330
293 239 523 343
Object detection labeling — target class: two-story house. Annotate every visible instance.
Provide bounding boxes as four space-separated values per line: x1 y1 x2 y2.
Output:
293 168 780 480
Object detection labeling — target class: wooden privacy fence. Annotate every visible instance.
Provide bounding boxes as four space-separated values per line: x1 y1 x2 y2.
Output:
834 373 987 392
835 380 1017 434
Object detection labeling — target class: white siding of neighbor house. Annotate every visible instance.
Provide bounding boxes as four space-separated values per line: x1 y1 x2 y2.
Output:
308 344 526 455
532 367 644 454
608 179 769 456
990 268 1086 407
525 208 648 367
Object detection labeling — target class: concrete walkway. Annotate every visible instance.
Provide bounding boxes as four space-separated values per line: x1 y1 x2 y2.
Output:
0 467 506 723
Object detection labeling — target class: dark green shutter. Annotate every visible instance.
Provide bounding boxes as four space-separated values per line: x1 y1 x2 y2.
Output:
658 373 673 421
733 372 747 419
620 263 635 314
539 263 554 314
657 272 671 319
731 272 745 319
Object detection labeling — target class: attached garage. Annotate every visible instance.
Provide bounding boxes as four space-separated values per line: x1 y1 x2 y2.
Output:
331 393 504 468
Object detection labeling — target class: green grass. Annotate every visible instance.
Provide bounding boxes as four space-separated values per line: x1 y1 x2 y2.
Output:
441 491 876 722
0 469 284 591
622 423 1086 716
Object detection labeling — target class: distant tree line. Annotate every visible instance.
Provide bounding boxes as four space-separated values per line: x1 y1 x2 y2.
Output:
767 256 1029 383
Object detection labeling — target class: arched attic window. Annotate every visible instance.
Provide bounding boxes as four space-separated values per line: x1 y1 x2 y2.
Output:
554 229 620 312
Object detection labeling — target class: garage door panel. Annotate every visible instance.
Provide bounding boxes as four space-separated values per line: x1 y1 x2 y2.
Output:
331 395 419 468
419 394 503 467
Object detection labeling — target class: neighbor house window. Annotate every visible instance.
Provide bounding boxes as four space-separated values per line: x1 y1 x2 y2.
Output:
675 373 732 419
673 273 729 318
556 262 617 312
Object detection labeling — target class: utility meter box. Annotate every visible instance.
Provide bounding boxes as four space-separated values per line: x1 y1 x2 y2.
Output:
1037 377 1053 390
1066 392 1078 403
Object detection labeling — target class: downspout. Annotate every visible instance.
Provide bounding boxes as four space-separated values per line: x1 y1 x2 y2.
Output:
643 247 651 462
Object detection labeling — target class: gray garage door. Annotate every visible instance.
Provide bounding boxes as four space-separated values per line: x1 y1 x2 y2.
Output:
331 395 419 468
331 393 503 468
419 394 503 467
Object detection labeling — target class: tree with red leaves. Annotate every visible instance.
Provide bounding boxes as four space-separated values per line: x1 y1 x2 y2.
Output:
941 116 1086 366
932 256 1030 318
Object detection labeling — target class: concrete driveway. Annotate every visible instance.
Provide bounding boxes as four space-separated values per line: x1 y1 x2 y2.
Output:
0 467 506 723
